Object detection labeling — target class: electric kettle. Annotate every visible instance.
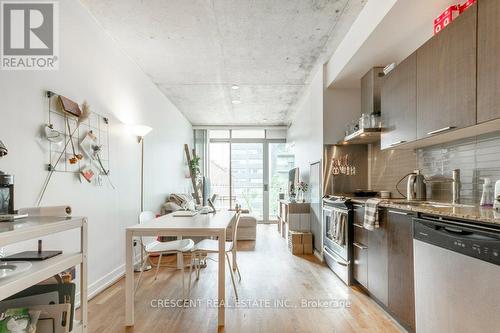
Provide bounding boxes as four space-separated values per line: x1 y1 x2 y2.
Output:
407 170 426 201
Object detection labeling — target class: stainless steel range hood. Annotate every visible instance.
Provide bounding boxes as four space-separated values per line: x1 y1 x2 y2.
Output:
339 128 382 145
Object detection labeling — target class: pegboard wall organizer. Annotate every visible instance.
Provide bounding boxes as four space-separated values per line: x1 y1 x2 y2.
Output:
45 91 111 184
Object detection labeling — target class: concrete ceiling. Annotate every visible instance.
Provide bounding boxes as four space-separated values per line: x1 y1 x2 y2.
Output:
80 0 366 126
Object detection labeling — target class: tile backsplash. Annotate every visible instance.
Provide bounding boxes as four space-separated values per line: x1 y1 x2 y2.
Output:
369 143 417 198
416 131 500 204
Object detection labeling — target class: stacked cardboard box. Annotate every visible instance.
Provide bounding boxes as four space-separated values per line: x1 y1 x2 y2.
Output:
288 230 313 255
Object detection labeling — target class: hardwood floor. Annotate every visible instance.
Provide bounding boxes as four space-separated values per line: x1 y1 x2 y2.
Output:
87 225 403 333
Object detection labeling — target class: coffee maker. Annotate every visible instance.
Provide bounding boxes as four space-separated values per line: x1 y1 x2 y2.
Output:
0 140 14 214
0 172 14 214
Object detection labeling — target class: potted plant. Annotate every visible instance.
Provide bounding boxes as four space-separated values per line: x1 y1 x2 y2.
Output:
296 181 308 203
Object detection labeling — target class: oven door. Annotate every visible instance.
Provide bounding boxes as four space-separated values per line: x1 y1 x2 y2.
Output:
323 206 350 260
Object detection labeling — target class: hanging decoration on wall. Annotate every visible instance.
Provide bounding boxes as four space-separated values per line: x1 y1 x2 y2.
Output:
36 91 113 206
184 144 202 205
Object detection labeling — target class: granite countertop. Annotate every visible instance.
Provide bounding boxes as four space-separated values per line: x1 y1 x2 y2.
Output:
381 201 500 227
337 195 500 227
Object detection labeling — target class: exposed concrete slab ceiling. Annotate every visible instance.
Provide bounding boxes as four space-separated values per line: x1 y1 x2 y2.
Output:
326 0 458 88
80 0 366 126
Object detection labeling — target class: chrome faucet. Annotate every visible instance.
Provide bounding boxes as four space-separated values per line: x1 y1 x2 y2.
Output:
452 169 461 204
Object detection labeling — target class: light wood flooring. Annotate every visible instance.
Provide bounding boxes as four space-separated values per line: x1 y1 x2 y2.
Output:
87 224 403 333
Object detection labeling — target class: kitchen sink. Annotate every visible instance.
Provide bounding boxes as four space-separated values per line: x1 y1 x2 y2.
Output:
390 200 475 209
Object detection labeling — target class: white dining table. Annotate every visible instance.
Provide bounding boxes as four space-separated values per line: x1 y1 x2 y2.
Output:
125 210 236 328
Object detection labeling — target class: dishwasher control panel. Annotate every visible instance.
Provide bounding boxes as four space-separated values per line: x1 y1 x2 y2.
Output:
414 217 500 266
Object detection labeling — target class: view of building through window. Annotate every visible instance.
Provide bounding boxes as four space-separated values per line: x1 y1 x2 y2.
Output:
208 130 294 222
231 143 264 219
209 142 231 210
269 143 295 218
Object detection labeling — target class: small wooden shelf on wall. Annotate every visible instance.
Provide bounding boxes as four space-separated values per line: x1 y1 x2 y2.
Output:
277 200 310 238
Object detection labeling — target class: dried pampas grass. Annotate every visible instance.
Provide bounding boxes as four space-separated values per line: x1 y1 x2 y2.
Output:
78 100 91 126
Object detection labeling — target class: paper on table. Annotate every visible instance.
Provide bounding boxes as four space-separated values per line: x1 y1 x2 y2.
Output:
172 211 198 217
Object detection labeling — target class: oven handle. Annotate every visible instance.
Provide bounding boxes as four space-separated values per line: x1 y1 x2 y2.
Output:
323 207 349 214
323 246 349 266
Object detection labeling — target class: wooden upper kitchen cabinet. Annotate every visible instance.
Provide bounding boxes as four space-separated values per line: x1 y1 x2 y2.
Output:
361 67 385 115
416 3 477 139
477 0 500 123
387 209 416 332
380 53 417 149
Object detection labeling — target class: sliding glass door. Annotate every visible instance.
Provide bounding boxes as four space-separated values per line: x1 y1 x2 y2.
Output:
208 130 293 223
209 142 231 210
231 143 264 220
269 143 295 220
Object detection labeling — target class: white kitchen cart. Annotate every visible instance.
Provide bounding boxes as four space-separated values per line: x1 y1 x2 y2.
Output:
0 216 88 333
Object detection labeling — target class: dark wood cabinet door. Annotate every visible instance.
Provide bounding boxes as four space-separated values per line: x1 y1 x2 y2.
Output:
353 235 368 289
353 204 368 288
387 210 415 332
367 214 388 306
478 0 500 123
353 204 365 227
416 4 477 139
381 53 417 149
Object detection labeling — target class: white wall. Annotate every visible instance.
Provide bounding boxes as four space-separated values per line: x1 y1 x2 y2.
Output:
323 88 361 144
287 68 324 183
0 0 192 299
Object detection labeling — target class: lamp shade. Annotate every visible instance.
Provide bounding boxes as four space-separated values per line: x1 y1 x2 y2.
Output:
0 140 7 157
130 125 153 138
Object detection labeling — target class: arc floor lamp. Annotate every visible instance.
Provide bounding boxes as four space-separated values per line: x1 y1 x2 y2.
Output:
130 125 153 271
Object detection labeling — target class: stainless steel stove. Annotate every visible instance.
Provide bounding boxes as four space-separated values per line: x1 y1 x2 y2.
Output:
323 195 353 285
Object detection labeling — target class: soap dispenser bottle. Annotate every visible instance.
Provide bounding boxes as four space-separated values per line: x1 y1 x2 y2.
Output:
494 180 500 211
480 178 494 207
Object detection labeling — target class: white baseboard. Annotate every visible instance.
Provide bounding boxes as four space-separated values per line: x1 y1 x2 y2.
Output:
314 249 323 262
75 254 142 307
75 264 126 307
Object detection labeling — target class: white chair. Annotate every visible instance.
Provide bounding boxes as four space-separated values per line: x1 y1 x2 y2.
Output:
135 211 194 296
188 212 242 299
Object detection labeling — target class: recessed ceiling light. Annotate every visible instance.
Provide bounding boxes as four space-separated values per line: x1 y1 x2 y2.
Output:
232 100 241 105
231 85 239 90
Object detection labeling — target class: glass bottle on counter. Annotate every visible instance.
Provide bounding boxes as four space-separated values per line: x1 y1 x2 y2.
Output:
480 178 494 207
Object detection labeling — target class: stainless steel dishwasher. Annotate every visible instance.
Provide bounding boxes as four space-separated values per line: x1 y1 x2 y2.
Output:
413 215 500 333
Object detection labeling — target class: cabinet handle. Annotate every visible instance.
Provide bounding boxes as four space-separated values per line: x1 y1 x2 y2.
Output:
389 140 407 147
353 242 368 250
427 126 456 136
353 223 365 229
388 210 411 216
353 204 364 208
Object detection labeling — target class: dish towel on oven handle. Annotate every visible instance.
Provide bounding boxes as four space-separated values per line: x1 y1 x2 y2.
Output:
329 210 346 246
364 198 382 230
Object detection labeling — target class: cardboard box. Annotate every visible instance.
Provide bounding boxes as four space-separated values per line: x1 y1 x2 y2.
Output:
291 243 304 255
302 232 313 245
288 230 313 255
288 230 303 244
303 243 313 255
